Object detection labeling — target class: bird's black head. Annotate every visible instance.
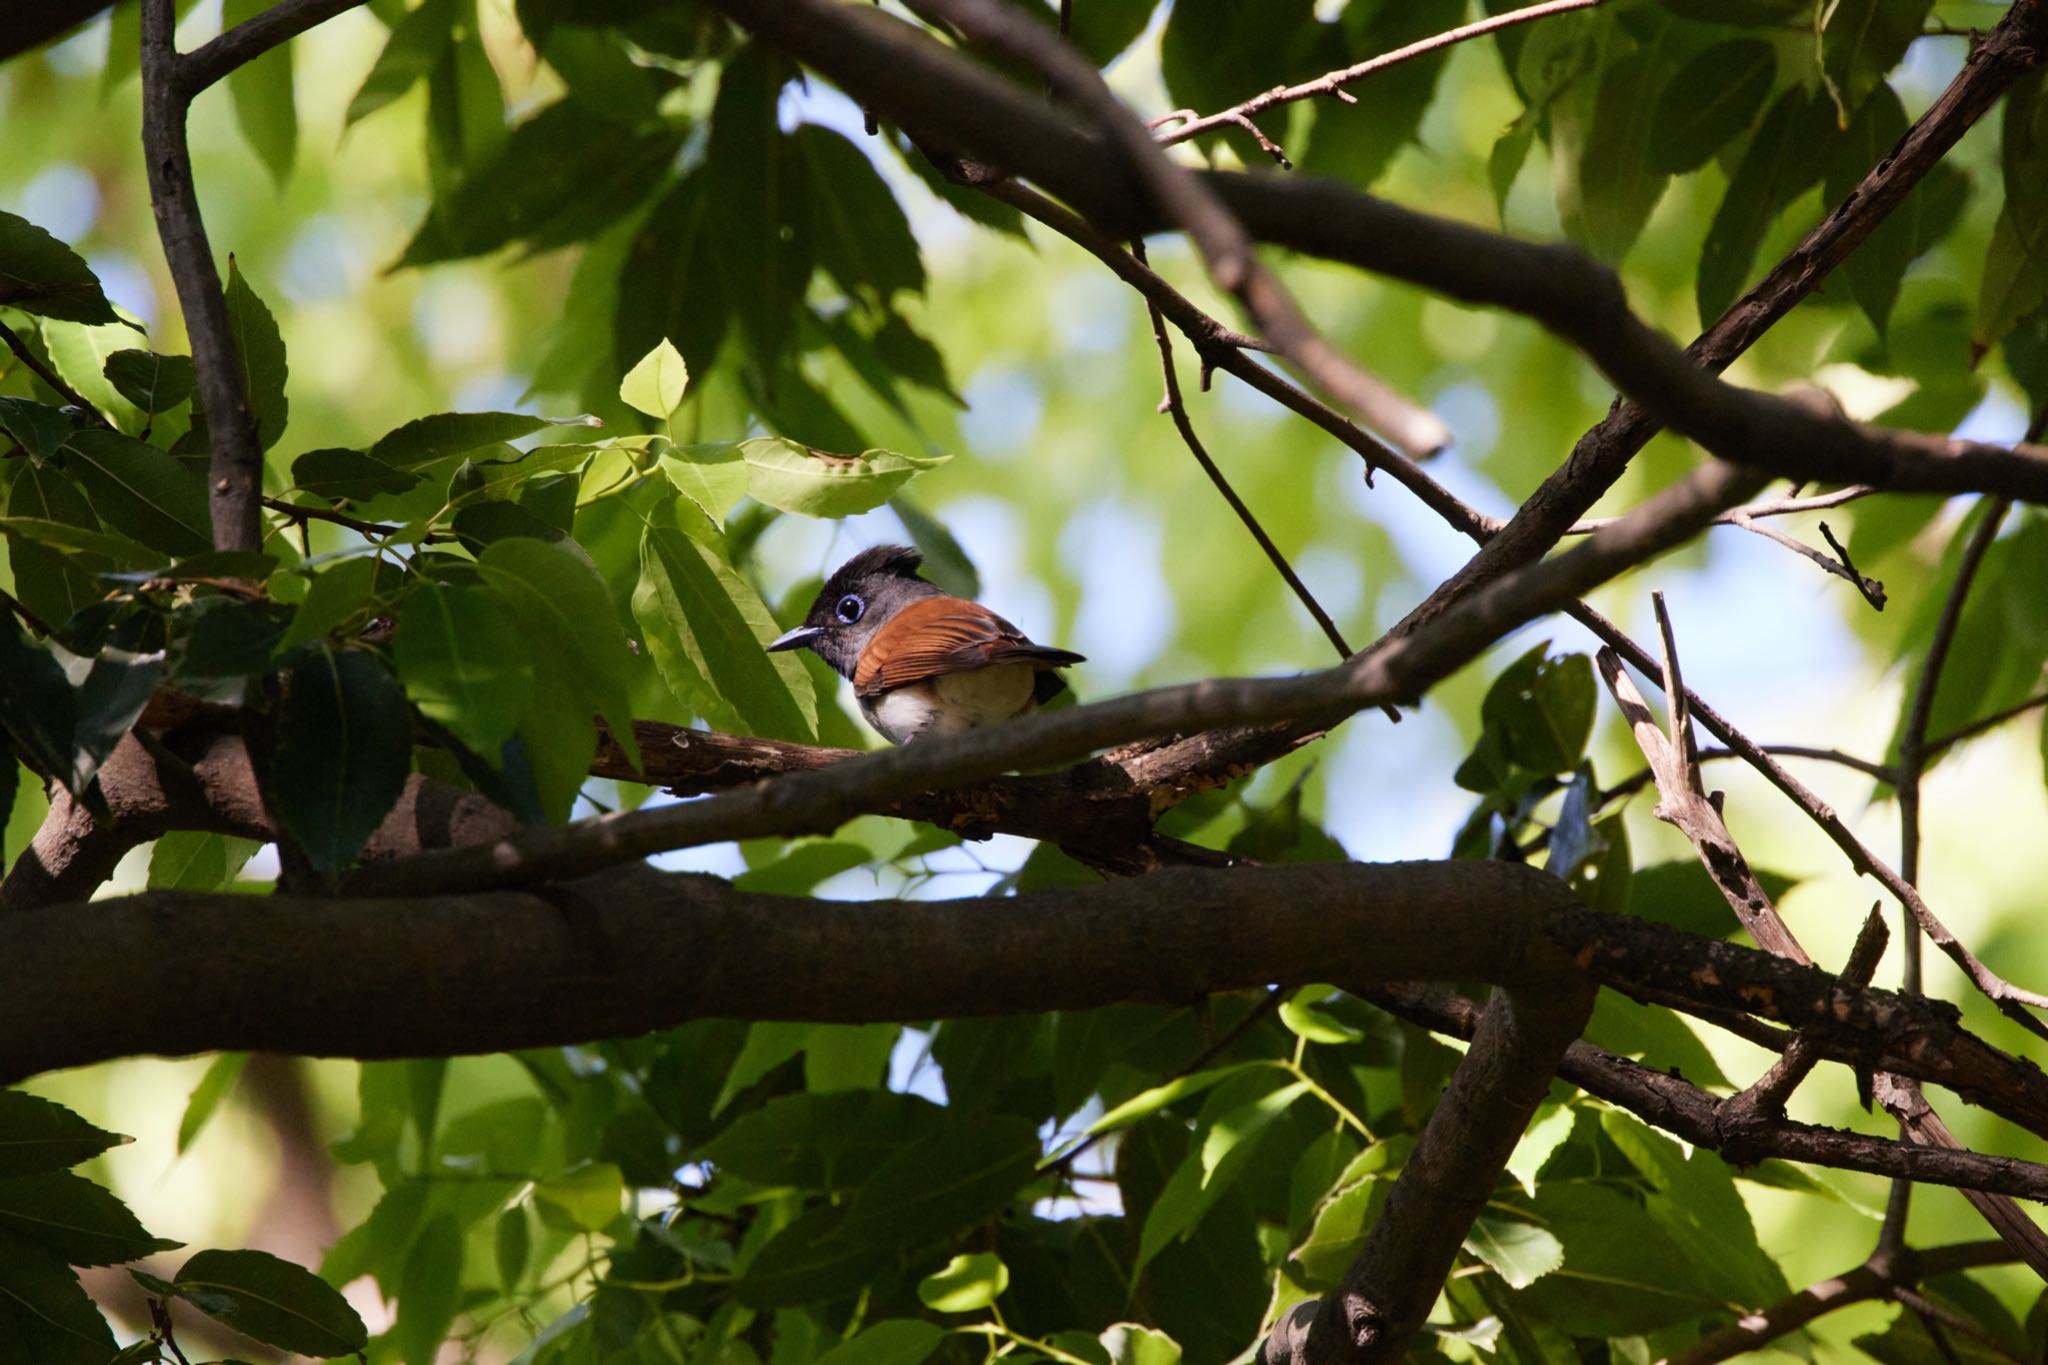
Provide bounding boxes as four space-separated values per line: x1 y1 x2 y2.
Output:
766 544 944 679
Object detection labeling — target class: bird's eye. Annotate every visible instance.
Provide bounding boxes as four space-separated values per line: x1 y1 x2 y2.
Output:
834 593 865 624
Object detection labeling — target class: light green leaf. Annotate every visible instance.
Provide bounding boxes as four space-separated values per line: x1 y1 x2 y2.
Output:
1462 1211 1564 1289
1197 1078 1310 1184
917 1252 1009 1313
368 410 597 468
740 437 949 519
40 317 147 431
1080 1063 1264 1142
393 582 536 760
1505 1101 1577 1196
659 442 750 528
635 523 816 740
620 338 690 420
533 1162 624 1233
813 1320 945 1365
391 1215 461 1364
1279 989 1364 1045
1101 1323 1182 1365
175 1053 250 1155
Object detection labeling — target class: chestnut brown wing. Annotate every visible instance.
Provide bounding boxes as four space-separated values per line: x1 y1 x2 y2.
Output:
853 597 1083 698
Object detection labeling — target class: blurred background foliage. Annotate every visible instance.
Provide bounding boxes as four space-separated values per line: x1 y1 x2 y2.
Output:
5 0 2048 1359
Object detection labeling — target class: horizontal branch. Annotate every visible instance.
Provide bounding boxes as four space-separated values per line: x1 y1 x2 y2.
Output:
176 0 369 96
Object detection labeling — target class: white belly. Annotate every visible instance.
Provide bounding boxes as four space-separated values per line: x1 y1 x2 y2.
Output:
863 664 1039 743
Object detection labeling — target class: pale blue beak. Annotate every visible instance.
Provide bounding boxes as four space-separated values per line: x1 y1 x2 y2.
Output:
767 625 822 652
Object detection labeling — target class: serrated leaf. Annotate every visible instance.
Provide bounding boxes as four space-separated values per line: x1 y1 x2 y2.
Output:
175 1247 369 1356
268 647 412 877
368 410 593 468
740 437 948 519
0 1171 181 1266
0 211 118 324
176 1053 250 1155
635 523 815 740
1463 1211 1564 1289
221 260 289 451
40 318 146 432
60 429 211 556
620 338 690 420
0 1094 125 1179
394 582 535 759
918 1252 1009 1313
289 447 422 503
0 1228 118 1364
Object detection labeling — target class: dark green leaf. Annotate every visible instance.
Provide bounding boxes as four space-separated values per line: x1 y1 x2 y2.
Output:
815 1319 946 1365
0 396 74 462
1557 45 1673 262
368 410 589 467
1488 113 1538 223
0 1228 117 1364
69 646 164 792
175 598 294 679
1698 84 1838 321
1632 859 1800 941
0 211 118 324
0 610 79 782
705 45 808 372
1 462 107 634
1064 0 1152 65
224 0 297 181
61 428 212 556
696 1092 938 1191
1298 0 1463 189
793 124 924 302
394 582 535 760
1600 1110 1790 1309
474 535 640 767
494 1206 530 1288
0 1093 125 1178
1830 84 1969 338
733 1205 876 1308
634 522 816 739
269 647 413 877
290 447 422 502
1480 644 1595 774
175 1247 369 1356
390 1214 463 1363
889 496 979 599
176 1053 251 1154
1506 1182 1719 1335
614 171 729 383
347 0 458 125
1977 201 2048 357
1821 0 1933 115
1647 39 1774 174
221 259 289 451
838 1115 1040 1247
0 1171 180 1265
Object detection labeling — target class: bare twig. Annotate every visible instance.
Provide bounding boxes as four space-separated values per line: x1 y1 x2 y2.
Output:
1158 0 1604 155
1133 239 1359 664
1926 690 2048 758
900 0 1452 458
1723 509 1887 608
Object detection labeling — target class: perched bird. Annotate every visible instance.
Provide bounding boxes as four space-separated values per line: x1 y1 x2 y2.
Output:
767 544 1085 744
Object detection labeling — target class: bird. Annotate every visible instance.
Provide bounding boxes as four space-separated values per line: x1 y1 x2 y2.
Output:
766 544 1085 744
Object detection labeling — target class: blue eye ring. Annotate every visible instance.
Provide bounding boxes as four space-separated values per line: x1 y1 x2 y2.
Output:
835 593 866 624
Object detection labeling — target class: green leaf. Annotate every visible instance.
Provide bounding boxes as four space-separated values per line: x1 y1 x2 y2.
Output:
1821 0 1933 115
890 497 979 599
0 610 79 783
0 1171 180 1265
368 410 594 468
1505 1101 1577 1196
176 1053 251 1155
224 0 297 182
620 338 690 421
1631 859 1800 941
1976 203 2048 358
740 437 949 519
838 1115 1040 1247
733 1205 873 1308
1279 990 1365 1045
173 1247 369 1356
533 1162 624 1233
0 211 118 324
1197 1078 1310 1184
1298 0 1463 190
0 1228 117 1364
68 646 164 793
391 1214 462 1365
494 1206 530 1288
40 318 146 432
1480 644 1595 775
1600 1110 1790 1308
1698 84 1838 322
813 1319 946 1365
347 0 457 125
1083 1065 1264 1141
659 443 750 529
635 523 816 740
1647 39 1774 174
290 447 422 502
696 1091 936 1191
60 429 212 556
1556 45 1673 262
149 831 253 892
0 1093 125 1178
475 535 639 771
394 582 536 760
1488 113 1538 223
221 259 289 451
268 647 413 877
1102 1324 1182 1365
0 396 76 462
704 45 807 372
918 1252 1009 1313
1462 1211 1564 1289
281 556 398 651
1508 1182 1720 1335
793 124 925 302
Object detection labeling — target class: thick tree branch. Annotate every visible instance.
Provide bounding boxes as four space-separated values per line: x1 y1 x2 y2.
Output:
346 461 1761 896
